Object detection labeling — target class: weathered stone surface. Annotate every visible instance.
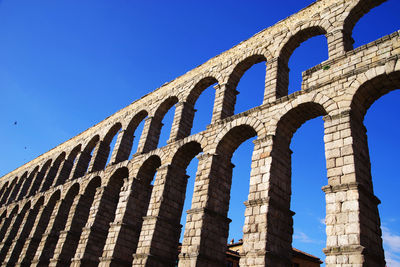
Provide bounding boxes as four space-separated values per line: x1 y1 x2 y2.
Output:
0 0 398 266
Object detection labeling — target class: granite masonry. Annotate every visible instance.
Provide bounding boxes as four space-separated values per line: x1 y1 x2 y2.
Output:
0 0 399 266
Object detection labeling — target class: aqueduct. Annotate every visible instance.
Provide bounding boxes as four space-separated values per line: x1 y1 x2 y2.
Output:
0 0 399 266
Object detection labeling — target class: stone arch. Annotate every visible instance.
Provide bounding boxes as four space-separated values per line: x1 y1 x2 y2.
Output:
216 124 257 157
273 101 327 148
173 76 219 138
342 0 387 51
198 68 225 86
72 135 99 179
7 191 60 266
81 175 102 195
178 124 260 266
227 54 268 91
257 101 328 265
0 177 17 205
113 110 148 163
340 58 399 114
216 54 268 119
41 152 66 192
223 47 272 86
142 96 179 152
91 122 122 172
74 167 128 266
103 123 123 144
213 116 266 149
170 141 203 168
0 182 9 205
55 145 81 186
179 133 208 153
103 166 128 190
5 174 25 205
43 189 61 209
154 96 179 121
133 141 203 266
186 76 219 106
213 124 259 213
68 144 82 162
28 183 80 266
137 148 168 174
268 92 339 135
50 176 101 266
0 209 6 221
98 156 161 265
136 155 161 184
350 71 400 123
0 199 36 263
342 72 400 266
275 25 328 98
28 159 52 197
17 166 39 201
31 195 45 208
0 205 18 243
62 182 80 199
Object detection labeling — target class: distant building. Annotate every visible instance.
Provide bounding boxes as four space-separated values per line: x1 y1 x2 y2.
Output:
177 240 323 267
226 240 323 267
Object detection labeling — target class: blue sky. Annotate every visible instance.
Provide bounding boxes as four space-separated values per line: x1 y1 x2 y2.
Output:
0 0 399 266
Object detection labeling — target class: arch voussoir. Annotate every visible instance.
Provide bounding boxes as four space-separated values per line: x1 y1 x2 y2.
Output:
1 1 398 267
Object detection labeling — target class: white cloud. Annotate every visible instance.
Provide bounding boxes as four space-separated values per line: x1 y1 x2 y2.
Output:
385 251 400 267
382 226 400 266
294 231 314 243
319 218 326 225
383 227 400 253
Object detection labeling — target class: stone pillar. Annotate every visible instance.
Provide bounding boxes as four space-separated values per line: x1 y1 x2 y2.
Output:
29 167 52 197
0 204 36 264
69 186 105 267
168 101 196 142
86 141 103 173
5 179 23 205
263 58 289 103
0 208 18 243
0 210 6 223
17 199 62 266
211 83 238 123
322 111 385 267
30 193 79 267
40 165 60 192
109 130 131 164
133 164 188 267
0 187 7 205
88 141 111 172
179 136 293 267
99 178 153 267
178 152 233 267
3 202 47 266
71 180 124 267
49 191 96 267
70 151 92 179
136 117 156 153
0 217 4 235
0 183 15 206
325 29 353 58
263 55 290 101
26 171 45 198
16 171 37 201
0 205 30 256
240 135 295 267
54 159 74 186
